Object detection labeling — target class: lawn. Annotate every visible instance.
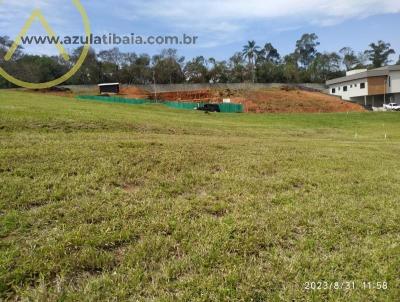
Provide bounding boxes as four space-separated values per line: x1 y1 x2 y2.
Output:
0 90 399 301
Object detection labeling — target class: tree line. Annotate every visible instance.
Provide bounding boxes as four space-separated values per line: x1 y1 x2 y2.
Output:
0 33 399 88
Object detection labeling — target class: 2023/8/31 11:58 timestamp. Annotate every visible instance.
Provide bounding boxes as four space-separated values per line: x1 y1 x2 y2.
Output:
304 281 388 291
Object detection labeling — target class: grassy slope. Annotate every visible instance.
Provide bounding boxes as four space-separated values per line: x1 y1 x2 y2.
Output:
0 91 399 301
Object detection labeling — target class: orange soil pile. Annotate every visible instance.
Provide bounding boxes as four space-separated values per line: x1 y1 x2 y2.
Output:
150 90 219 103
32 85 365 113
122 86 365 113
120 86 151 99
229 88 366 113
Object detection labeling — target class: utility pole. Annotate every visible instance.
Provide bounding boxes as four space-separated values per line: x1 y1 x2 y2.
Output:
153 70 157 102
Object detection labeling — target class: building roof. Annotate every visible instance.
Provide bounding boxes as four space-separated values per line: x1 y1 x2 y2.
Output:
326 65 400 86
98 83 120 87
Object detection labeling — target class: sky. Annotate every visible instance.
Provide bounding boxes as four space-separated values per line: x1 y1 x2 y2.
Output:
1 0 400 62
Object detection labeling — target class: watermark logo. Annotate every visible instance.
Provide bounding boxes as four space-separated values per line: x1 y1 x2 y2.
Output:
0 0 91 89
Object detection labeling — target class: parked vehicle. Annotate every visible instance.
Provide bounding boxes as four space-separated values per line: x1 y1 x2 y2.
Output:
196 104 221 112
383 103 400 111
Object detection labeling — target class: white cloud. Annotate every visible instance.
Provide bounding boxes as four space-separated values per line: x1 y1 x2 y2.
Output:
0 0 86 35
3 0 400 34
1 0 400 52
110 0 400 47
126 0 400 22
113 0 400 37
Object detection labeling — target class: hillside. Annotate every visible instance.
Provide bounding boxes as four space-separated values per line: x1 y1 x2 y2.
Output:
130 86 366 113
223 88 366 113
0 91 399 301
31 85 366 114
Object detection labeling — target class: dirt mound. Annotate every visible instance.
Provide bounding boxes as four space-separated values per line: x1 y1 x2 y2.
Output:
120 86 151 99
124 86 365 113
226 88 366 113
32 84 365 113
150 90 219 103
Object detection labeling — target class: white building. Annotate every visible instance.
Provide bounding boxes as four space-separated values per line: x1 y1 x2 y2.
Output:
326 65 400 108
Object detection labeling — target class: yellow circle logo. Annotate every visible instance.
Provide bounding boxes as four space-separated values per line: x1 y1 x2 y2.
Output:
0 0 91 89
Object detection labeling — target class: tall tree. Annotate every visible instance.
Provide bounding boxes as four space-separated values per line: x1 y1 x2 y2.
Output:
98 47 125 81
295 33 320 68
282 54 300 83
256 61 284 83
309 52 342 82
229 52 247 83
0 36 24 87
353 52 369 69
0 36 24 63
242 40 260 83
183 56 209 83
68 47 101 84
208 58 229 83
152 49 185 84
257 43 280 64
339 47 359 71
365 40 396 68
121 53 151 84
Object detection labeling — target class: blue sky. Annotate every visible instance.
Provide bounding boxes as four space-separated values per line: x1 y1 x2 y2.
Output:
1 0 400 62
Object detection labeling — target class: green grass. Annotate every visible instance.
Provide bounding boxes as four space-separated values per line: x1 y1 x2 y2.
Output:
0 90 399 301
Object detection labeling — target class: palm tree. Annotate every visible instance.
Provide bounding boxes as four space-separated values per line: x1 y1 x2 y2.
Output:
242 41 260 83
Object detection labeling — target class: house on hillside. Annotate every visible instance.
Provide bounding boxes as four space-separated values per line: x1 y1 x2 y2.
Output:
326 65 400 108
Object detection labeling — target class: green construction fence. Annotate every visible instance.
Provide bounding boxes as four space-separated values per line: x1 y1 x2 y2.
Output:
77 95 148 105
164 101 204 110
76 95 243 113
218 103 243 113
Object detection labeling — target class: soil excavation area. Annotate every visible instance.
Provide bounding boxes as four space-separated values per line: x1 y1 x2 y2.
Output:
121 86 365 113
227 88 366 113
33 85 366 114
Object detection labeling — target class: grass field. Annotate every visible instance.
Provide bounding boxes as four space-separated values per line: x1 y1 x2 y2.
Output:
0 90 399 301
